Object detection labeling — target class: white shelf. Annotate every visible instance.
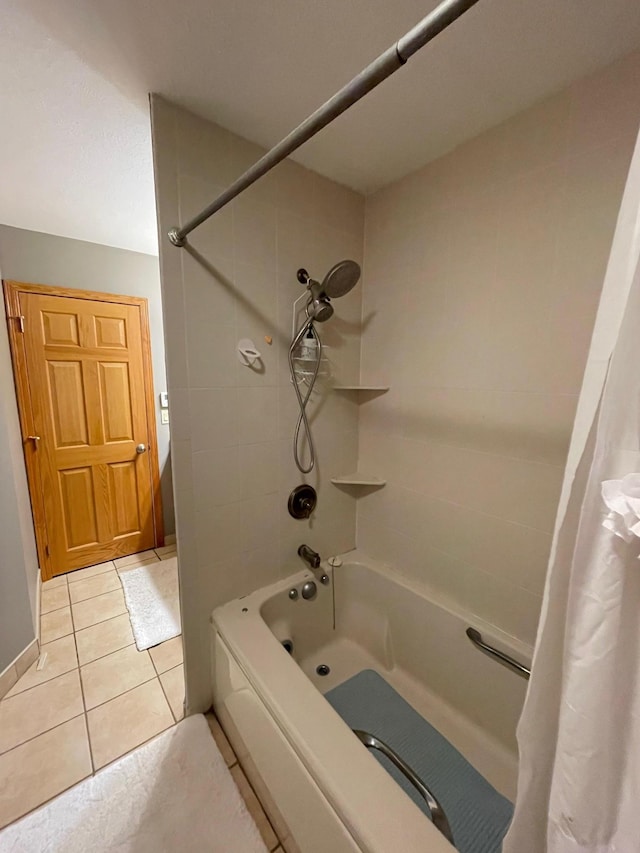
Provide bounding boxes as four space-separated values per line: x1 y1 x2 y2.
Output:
332 385 390 392
330 473 386 487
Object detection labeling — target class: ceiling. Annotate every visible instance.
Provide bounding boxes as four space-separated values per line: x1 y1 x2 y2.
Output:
2 0 640 255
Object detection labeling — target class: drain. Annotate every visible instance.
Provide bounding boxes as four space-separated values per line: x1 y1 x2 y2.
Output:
316 664 330 677
282 639 294 655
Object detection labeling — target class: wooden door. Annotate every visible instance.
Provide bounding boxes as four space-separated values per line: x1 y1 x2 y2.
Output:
4 282 163 578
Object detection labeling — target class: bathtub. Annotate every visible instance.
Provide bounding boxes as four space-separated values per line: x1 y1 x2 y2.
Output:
211 551 531 853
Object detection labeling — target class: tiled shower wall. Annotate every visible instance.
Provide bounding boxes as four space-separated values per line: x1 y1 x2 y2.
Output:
151 96 364 711
357 52 640 645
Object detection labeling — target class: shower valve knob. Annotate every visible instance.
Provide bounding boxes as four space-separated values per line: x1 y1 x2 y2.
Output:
288 484 318 519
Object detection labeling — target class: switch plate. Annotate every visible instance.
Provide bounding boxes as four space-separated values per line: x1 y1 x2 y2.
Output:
161 410 169 425
159 391 169 408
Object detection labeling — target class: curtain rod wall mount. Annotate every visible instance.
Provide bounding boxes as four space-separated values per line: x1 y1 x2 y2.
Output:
167 0 481 248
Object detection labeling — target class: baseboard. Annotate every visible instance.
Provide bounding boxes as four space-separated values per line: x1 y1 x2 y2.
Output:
164 533 176 546
0 638 39 700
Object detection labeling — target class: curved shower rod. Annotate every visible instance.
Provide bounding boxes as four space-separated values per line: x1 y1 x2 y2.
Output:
168 0 481 247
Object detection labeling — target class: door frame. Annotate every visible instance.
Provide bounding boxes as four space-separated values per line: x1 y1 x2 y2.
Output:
3 280 164 580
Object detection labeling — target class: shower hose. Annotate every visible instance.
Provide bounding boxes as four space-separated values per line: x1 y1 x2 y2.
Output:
288 317 322 474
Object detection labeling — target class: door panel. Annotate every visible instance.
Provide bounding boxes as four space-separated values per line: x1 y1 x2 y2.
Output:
108 461 142 537
19 291 157 574
47 361 89 447
59 467 99 548
41 311 81 347
99 362 134 443
94 315 128 349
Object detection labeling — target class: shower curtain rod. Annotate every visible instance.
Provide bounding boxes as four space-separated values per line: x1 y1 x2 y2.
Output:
168 0 480 248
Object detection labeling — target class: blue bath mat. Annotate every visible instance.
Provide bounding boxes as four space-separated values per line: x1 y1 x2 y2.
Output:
325 670 513 853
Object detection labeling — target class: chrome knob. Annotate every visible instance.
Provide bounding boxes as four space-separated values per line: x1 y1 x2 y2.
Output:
288 588 298 600
301 581 317 600
136 443 147 454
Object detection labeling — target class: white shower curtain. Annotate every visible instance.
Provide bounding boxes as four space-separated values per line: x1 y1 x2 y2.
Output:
504 128 640 853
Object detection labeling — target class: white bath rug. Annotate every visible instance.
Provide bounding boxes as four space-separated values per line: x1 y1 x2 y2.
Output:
117 556 181 650
0 715 267 853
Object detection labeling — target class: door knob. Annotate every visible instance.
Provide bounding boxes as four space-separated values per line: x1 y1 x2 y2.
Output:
136 443 147 454
27 435 40 447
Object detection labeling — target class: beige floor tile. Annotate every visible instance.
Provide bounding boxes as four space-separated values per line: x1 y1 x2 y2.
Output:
114 550 157 569
0 670 84 754
80 644 155 710
40 607 73 643
7 636 78 697
68 571 121 604
0 716 91 830
159 664 185 722
149 636 183 674
230 764 278 851
71 589 127 631
154 545 177 560
67 561 116 583
87 679 173 769
205 712 236 767
40 584 70 614
42 574 68 590
75 613 135 666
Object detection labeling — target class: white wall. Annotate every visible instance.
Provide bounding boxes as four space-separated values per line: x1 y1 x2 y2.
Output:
151 96 364 711
357 51 640 645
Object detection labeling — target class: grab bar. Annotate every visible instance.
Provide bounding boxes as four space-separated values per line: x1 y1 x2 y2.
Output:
353 729 454 846
466 627 531 680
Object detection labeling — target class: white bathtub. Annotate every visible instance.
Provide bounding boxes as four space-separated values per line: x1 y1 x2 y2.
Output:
211 551 531 853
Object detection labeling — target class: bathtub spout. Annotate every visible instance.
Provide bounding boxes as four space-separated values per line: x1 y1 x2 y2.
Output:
298 544 321 570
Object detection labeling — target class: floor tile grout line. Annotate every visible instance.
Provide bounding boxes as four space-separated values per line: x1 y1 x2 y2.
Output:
0 712 86 760
155 660 183 677
93 718 174 774
83 671 158 715
66 563 116 584
72 608 129 633
0 666 81 705
71 626 96 774
68 581 124 606
0 747 93 833
157 672 179 724
5 660 78 699
78 641 140 675
40 601 71 617
78 637 138 668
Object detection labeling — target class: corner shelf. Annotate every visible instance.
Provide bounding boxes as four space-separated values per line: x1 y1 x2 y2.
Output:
333 385 390 392
330 473 386 487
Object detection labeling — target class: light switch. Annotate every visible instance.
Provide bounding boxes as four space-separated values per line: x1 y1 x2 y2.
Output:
161 410 169 425
159 391 169 408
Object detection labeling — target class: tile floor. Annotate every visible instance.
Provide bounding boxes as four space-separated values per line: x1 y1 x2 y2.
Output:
0 546 284 851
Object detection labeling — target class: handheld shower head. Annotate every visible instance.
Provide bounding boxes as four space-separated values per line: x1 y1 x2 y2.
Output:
307 281 334 322
321 259 361 298
297 260 361 323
